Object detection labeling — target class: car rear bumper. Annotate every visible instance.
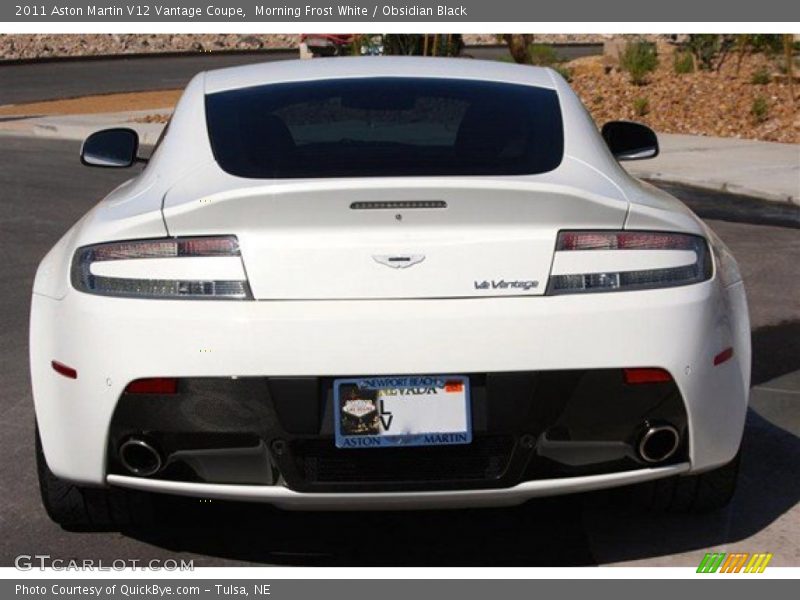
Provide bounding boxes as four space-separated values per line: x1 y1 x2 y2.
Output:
103 371 689 492
107 463 691 510
31 278 750 504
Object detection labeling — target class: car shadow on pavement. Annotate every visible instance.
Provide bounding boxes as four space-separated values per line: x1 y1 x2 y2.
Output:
750 320 800 386
653 182 800 229
124 494 597 566
120 321 800 566
578 408 800 564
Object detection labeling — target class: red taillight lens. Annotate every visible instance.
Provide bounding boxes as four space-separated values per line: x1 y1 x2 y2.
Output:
556 231 698 251
125 378 178 394
91 237 240 261
623 368 673 385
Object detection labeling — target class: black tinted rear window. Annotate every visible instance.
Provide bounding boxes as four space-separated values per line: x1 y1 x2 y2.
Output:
205 77 563 179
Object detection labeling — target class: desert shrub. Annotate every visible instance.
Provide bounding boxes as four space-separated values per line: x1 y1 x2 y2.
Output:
673 51 695 74
528 43 559 66
554 65 573 82
751 96 769 122
381 34 423 55
633 97 650 117
382 34 463 57
687 34 735 71
751 67 771 85
687 35 722 70
523 43 571 80
620 40 658 85
776 56 800 74
748 34 784 55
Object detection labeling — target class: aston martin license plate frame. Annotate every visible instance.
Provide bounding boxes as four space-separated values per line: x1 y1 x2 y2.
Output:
333 375 472 449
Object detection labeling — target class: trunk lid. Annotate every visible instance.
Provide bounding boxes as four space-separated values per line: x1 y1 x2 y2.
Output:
163 182 627 300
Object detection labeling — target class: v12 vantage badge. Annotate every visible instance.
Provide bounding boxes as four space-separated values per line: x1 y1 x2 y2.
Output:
474 279 539 291
30 57 749 527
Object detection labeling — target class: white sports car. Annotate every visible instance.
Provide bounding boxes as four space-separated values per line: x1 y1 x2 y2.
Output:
30 57 750 528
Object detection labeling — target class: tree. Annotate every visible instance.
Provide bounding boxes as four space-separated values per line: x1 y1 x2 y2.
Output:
503 34 535 64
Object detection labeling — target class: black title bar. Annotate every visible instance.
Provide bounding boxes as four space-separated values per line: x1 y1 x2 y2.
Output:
4 0 798 22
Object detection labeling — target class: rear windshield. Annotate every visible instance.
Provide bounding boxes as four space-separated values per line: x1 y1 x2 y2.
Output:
205 77 564 178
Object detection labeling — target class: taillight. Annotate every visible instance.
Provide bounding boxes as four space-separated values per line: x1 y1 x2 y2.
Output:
71 236 251 299
547 231 712 295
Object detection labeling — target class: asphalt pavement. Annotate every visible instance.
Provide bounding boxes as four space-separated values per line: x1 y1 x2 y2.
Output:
0 44 603 106
0 51 297 105
0 136 798 567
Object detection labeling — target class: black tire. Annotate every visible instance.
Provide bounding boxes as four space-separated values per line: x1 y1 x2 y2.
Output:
36 427 154 530
638 450 741 513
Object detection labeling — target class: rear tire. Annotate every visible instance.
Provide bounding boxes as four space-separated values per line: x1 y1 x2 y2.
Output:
638 450 741 513
36 427 154 530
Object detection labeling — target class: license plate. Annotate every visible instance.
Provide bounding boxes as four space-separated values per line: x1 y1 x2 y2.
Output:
334 375 471 449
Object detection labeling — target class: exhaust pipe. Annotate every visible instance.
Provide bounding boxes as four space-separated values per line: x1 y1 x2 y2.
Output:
119 438 162 477
638 425 680 464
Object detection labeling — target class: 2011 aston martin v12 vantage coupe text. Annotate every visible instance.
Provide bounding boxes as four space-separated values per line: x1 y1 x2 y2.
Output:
30 57 750 528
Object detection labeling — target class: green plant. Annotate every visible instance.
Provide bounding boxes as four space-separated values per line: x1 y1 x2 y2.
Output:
528 43 559 66
774 57 800 74
748 34 784 55
619 40 658 85
554 65 572 82
751 67 771 85
751 96 769 123
633 96 650 117
686 34 721 70
686 34 735 71
673 51 695 74
381 34 423 55
381 34 463 57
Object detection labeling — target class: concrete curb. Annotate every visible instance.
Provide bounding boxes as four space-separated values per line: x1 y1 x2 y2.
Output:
623 133 800 207
0 110 168 145
624 169 799 206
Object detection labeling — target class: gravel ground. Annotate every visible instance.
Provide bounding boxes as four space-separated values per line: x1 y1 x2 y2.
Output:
570 47 800 144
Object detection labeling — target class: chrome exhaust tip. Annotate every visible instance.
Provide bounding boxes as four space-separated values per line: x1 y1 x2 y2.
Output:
638 425 680 464
119 438 162 477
